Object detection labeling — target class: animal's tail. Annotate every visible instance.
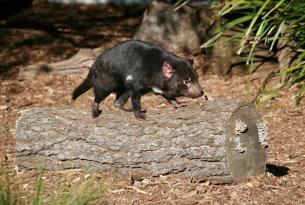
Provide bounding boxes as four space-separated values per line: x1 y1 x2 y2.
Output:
72 72 92 100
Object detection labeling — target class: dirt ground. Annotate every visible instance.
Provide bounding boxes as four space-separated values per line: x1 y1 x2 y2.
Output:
0 2 305 205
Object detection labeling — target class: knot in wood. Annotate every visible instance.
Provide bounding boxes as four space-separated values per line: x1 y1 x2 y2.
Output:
256 122 269 148
234 119 248 135
234 138 247 153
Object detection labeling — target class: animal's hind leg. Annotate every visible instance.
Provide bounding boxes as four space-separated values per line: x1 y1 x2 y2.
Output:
131 91 145 120
114 89 130 111
92 88 111 118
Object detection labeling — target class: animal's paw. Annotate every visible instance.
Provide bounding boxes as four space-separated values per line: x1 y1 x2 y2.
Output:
173 102 187 109
135 112 146 120
92 109 101 118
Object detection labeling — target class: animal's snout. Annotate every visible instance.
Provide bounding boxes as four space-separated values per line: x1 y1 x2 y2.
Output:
192 88 204 98
188 82 204 98
199 90 204 97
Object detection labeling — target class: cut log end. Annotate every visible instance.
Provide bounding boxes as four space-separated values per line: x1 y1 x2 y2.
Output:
226 103 268 182
15 100 268 184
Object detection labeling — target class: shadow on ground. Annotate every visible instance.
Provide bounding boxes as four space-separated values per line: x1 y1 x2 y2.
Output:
0 1 144 76
266 164 289 177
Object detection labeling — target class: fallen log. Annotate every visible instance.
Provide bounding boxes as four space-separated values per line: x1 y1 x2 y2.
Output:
16 100 268 184
18 47 104 80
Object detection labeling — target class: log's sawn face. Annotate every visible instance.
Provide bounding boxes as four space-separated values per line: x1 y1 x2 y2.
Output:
225 103 268 182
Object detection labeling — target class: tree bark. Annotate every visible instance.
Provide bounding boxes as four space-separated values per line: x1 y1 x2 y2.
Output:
133 1 212 55
16 100 268 184
209 29 275 76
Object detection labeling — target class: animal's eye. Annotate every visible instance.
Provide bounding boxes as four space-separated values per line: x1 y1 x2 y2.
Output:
183 80 189 85
183 78 192 85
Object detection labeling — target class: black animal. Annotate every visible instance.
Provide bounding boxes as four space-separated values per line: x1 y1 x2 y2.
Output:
72 40 204 119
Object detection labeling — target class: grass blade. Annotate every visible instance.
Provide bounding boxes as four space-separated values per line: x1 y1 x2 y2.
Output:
31 170 44 205
269 20 285 51
174 0 190 11
262 0 286 19
296 84 305 105
201 32 223 48
238 0 271 54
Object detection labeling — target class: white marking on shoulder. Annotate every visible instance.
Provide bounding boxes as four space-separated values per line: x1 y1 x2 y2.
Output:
126 75 133 81
152 86 163 95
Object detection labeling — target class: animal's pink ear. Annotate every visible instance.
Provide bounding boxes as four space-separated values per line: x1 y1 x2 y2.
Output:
162 61 175 79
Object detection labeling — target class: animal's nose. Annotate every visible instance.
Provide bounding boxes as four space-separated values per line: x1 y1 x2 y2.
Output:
197 89 204 97
199 90 204 97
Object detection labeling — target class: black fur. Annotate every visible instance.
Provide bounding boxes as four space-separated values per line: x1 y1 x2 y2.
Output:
72 70 92 100
72 40 203 119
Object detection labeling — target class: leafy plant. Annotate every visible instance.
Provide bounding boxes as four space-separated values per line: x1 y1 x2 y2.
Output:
0 169 17 205
0 169 105 205
32 170 44 205
50 175 104 205
201 0 305 105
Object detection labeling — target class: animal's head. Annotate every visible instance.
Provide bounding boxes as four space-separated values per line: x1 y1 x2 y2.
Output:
162 57 204 98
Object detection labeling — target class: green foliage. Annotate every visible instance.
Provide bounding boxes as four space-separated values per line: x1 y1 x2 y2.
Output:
0 169 105 205
202 0 305 105
0 168 18 205
50 175 103 205
32 170 44 205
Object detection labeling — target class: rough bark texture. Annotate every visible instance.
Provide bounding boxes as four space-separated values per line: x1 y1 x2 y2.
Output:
209 34 247 76
18 47 104 80
16 100 268 184
209 30 275 76
276 24 297 74
134 1 214 55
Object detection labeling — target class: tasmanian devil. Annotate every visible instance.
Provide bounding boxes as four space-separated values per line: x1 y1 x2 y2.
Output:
72 40 204 119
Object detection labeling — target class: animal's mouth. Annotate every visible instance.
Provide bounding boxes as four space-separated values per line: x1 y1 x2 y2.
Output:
188 92 204 98
187 82 204 98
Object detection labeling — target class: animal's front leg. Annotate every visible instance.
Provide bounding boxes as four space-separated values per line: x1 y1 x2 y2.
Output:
165 96 187 109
